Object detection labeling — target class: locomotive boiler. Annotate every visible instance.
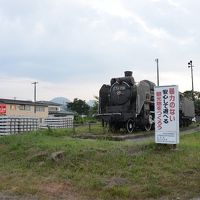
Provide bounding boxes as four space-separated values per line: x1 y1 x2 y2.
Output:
98 71 195 133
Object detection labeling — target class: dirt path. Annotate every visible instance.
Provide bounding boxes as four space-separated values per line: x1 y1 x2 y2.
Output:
0 191 79 200
0 192 38 200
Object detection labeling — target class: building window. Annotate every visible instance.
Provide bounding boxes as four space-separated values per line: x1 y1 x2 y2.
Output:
36 106 45 112
10 105 16 110
18 105 31 111
48 107 59 111
18 105 24 110
25 105 31 111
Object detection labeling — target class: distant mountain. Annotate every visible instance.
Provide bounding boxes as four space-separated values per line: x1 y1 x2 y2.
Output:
50 97 71 111
87 100 96 107
51 97 71 104
51 97 96 108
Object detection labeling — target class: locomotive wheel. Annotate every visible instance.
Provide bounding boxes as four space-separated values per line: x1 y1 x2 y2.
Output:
144 123 152 131
126 119 135 133
144 115 153 131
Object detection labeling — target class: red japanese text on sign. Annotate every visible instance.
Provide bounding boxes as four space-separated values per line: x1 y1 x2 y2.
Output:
169 87 176 122
156 91 162 130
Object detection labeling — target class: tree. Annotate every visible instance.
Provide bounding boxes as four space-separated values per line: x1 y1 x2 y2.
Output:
183 90 200 115
183 90 200 100
67 98 90 115
89 96 99 116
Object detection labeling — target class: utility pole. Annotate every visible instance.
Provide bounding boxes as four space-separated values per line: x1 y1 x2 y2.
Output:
155 58 159 86
188 60 194 101
32 82 38 113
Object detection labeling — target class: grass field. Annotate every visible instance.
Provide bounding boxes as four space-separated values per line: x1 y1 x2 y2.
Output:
0 127 200 200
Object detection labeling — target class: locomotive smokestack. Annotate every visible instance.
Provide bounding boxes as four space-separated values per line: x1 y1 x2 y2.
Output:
124 71 132 77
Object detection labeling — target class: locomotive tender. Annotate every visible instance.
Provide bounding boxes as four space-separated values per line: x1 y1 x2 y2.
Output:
98 71 195 133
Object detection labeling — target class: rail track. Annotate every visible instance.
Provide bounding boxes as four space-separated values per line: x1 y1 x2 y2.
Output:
74 125 200 142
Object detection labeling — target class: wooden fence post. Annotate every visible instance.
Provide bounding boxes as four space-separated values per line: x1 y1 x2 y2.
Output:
89 123 91 133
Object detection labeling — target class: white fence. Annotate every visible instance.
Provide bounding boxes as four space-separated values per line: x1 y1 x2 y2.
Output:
0 116 39 135
0 116 74 135
41 117 74 129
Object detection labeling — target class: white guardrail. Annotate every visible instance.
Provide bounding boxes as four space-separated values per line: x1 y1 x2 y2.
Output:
0 116 74 135
41 117 73 129
0 116 39 135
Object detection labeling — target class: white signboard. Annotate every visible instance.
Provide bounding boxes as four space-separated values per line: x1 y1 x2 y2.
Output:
154 85 179 144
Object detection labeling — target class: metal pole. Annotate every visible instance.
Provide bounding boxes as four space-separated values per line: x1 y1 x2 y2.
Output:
188 61 194 101
32 82 38 113
191 66 194 101
155 58 159 86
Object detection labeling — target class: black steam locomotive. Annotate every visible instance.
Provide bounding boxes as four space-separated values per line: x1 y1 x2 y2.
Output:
98 71 195 133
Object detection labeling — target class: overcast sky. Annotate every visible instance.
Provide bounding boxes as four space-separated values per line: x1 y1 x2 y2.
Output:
0 0 200 101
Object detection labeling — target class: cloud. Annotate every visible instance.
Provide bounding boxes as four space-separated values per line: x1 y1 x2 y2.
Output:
0 74 102 101
0 0 200 100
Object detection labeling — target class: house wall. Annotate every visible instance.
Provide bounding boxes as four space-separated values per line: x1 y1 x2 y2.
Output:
4 104 48 118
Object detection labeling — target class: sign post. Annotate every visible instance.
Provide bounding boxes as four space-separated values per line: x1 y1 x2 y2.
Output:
154 85 179 145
